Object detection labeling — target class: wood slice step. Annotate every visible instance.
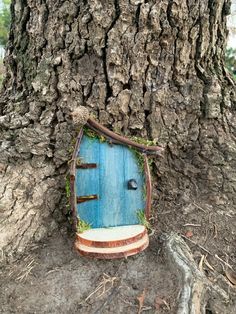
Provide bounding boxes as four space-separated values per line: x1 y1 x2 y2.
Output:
75 225 149 259
76 224 147 248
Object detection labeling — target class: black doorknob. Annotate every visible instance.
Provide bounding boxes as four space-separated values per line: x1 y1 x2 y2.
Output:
128 179 138 190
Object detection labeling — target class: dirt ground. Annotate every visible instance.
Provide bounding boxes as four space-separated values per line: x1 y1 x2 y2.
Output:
0 233 179 314
0 197 236 314
155 198 236 277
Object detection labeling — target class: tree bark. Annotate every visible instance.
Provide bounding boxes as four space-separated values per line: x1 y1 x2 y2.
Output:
0 0 235 260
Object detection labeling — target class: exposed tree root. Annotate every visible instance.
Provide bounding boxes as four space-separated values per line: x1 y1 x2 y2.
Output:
161 233 230 314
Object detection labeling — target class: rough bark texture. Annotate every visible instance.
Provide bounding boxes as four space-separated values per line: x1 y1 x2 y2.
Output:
0 0 236 259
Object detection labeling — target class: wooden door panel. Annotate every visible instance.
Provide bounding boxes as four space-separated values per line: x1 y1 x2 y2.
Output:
98 141 125 227
76 135 145 228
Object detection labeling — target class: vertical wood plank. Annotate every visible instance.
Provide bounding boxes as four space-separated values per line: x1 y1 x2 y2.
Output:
123 148 145 225
99 141 124 227
75 136 100 228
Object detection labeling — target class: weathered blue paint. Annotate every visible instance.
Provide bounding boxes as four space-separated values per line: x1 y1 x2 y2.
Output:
75 135 145 228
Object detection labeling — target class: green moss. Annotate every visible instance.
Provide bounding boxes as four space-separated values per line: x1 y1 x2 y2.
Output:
129 148 143 170
83 126 107 143
136 209 151 230
148 157 155 172
83 126 97 138
64 176 72 222
76 157 84 167
130 136 157 147
77 219 91 233
65 176 71 199
129 145 156 174
133 149 155 177
83 126 159 148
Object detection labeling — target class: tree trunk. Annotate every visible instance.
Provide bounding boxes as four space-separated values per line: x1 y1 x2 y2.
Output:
0 0 235 259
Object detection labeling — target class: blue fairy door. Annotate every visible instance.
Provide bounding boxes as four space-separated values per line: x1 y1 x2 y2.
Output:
75 135 145 228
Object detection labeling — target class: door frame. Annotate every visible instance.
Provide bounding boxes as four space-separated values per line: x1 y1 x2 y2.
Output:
70 119 163 231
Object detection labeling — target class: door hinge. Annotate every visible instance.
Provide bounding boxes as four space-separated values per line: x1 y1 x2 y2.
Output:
77 195 98 203
77 163 97 169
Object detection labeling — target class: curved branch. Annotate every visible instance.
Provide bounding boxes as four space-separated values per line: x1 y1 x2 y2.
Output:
87 118 164 155
143 155 152 220
70 128 84 230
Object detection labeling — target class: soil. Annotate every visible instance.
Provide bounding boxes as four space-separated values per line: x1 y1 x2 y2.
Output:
0 232 178 314
0 198 235 314
155 196 236 276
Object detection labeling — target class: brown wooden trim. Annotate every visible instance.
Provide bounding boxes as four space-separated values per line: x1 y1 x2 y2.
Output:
77 163 97 169
86 118 164 155
144 154 152 221
76 228 147 248
70 128 84 231
74 238 149 259
77 194 98 203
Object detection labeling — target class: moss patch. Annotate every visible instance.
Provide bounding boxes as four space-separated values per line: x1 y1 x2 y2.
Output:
65 176 71 199
77 219 91 233
130 136 157 146
136 209 151 230
130 148 145 172
83 126 106 143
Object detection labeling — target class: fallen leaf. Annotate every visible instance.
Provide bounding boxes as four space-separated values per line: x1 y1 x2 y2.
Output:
155 296 170 310
199 255 205 272
225 269 236 285
137 289 146 314
185 230 193 238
